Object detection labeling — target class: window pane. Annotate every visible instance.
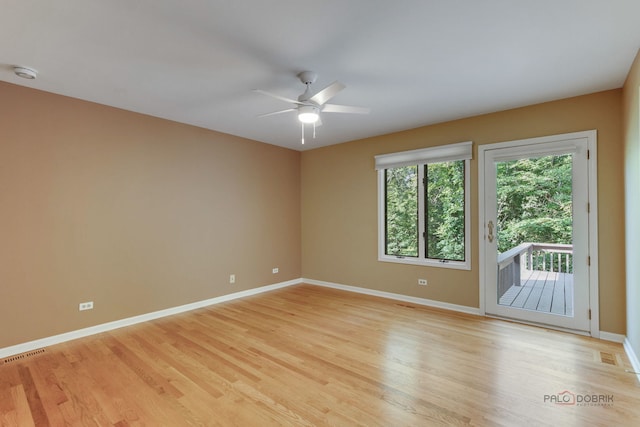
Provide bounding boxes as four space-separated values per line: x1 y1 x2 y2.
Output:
385 166 418 257
425 161 464 261
496 154 573 254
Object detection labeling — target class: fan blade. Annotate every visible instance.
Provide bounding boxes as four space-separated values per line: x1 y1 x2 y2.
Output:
322 104 371 114
258 108 296 118
309 81 345 105
253 89 303 105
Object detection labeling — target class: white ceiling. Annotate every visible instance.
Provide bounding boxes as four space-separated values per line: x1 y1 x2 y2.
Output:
2 1 640 151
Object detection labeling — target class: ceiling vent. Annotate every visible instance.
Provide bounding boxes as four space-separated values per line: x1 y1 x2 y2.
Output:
13 66 38 80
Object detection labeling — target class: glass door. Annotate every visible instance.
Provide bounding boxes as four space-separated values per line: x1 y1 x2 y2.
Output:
483 138 590 331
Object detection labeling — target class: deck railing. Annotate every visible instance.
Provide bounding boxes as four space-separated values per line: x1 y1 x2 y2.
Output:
497 242 573 300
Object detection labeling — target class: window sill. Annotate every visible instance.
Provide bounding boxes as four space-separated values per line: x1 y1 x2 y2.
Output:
378 255 471 270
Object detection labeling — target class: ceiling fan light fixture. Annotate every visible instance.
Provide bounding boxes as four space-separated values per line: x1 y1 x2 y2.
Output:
298 105 319 123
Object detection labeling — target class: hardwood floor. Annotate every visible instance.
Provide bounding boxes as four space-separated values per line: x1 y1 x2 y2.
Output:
1 284 638 426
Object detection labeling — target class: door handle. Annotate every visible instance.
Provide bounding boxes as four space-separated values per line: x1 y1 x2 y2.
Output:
487 220 494 243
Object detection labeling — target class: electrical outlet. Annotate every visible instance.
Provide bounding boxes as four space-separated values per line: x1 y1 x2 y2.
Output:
79 301 94 311
418 279 428 286
229 274 236 284
272 267 279 274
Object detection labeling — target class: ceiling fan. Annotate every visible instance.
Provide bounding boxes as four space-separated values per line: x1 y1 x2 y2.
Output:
254 71 370 144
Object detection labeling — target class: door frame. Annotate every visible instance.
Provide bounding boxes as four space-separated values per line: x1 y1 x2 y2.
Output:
478 130 600 337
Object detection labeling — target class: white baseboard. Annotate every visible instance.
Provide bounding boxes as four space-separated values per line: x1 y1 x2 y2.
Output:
303 278 482 316
623 338 640 384
599 331 626 343
0 278 303 359
6 275 630 375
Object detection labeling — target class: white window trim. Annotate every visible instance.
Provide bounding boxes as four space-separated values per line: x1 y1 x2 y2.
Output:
376 141 472 270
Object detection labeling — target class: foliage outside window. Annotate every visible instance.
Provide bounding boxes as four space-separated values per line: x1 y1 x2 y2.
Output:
496 154 573 272
496 154 572 253
426 161 465 261
385 166 418 257
376 142 471 270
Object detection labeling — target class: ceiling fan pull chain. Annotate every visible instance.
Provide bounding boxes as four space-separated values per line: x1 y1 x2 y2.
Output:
301 122 305 145
313 122 316 139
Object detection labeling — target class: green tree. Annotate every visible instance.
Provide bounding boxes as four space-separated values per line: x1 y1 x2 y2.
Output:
496 154 573 253
385 166 418 256
426 161 465 260
385 161 465 260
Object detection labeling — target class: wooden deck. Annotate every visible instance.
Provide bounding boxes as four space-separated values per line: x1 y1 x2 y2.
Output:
499 269 574 316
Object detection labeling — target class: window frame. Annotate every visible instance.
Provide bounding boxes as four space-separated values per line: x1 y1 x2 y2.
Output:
376 141 472 270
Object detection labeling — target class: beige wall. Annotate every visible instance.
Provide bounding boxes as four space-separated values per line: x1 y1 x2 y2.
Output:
1 78 630 350
302 89 626 334
623 50 640 359
0 82 301 349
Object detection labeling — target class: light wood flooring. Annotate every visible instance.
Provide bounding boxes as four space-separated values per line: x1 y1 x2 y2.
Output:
1 284 638 426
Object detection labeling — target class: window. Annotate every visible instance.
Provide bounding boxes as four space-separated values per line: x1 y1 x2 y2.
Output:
376 141 472 269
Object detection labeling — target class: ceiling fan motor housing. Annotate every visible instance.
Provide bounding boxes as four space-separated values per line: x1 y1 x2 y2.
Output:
298 71 317 85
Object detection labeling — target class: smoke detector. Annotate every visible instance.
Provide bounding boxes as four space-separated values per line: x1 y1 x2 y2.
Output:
13 66 38 80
